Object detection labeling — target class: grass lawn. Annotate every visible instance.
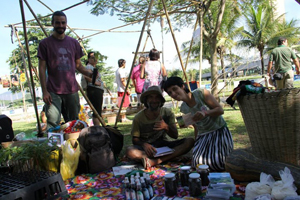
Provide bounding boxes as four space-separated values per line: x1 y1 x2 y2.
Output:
11 105 250 157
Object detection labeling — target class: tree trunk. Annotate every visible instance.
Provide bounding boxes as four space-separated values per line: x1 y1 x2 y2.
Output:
260 49 265 76
210 39 219 98
220 49 225 81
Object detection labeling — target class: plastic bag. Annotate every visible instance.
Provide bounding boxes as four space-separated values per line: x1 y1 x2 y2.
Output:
255 194 272 200
245 172 275 200
271 167 298 200
60 139 80 180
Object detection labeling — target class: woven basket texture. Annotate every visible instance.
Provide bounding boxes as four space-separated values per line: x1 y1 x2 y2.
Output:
237 88 300 166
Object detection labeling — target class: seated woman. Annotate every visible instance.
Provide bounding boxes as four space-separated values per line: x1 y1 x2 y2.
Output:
163 77 234 171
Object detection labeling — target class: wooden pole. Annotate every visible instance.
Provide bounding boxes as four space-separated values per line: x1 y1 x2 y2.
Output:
199 3 204 87
184 16 199 71
160 16 165 64
23 0 48 37
114 0 155 127
82 5 193 40
19 0 42 136
5 25 142 33
14 0 89 26
161 0 191 92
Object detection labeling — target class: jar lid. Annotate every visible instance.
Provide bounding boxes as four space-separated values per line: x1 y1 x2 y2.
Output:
180 166 191 171
165 173 175 179
189 173 200 179
198 164 209 170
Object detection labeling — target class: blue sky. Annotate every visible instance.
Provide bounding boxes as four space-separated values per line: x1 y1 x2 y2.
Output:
0 0 299 94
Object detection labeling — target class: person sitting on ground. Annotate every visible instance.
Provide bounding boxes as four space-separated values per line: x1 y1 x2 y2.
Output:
163 77 234 171
125 86 194 169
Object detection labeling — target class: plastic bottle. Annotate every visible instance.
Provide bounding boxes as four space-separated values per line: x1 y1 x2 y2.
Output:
188 173 202 197
197 164 210 186
140 177 150 200
164 173 178 196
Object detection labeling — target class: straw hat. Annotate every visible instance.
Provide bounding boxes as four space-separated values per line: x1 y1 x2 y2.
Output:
140 86 165 105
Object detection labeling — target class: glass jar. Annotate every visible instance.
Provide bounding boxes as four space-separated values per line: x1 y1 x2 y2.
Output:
180 166 191 187
197 164 210 186
164 173 177 196
170 168 179 186
188 173 202 197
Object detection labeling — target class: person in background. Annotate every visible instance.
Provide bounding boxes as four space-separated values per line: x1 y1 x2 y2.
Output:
38 11 92 129
267 37 300 89
83 52 104 126
163 77 233 171
140 48 167 92
131 56 145 106
126 86 194 169
115 59 131 122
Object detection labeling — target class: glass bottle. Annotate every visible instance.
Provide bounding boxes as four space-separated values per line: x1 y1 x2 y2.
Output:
145 174 154 198
124 177 131 200
180 166 191 187
136 180 144 200
197 164 210 186
164 173 178 196
188 173 202 197
140 177 150 200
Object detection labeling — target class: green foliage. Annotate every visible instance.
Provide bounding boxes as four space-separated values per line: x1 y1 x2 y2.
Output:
237 0 300 74
0 139 59 172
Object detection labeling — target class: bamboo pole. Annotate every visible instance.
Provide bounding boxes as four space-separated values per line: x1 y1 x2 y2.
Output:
14 0 89 26
34 0 107 126
161 0 191 92
82 5 193 40
184 15 199 71
19 0 42 136
23 0 48 37
199 3 204 87
114 0 155 127
5 25 142 33
160 16 165 64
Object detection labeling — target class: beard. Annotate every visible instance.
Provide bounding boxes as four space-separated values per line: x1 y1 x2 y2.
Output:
54 27 66 35
148 102 161 111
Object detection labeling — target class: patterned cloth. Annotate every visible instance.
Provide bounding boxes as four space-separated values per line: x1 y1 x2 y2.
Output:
58 161 245 199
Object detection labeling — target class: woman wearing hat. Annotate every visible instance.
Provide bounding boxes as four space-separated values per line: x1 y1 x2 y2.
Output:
163 77 233 171
125 85 194 169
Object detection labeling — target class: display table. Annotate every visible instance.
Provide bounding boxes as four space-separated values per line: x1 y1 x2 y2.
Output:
58 161 246 199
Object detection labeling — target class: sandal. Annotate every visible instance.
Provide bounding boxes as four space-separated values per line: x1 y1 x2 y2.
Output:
141 157 152 170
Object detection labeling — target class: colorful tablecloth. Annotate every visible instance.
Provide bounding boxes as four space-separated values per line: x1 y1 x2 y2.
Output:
58 162 246 199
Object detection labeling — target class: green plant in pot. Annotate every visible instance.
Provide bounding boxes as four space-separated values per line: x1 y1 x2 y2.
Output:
0 138 60 174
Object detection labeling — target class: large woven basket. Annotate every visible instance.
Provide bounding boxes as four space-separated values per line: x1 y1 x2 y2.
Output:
237 88 300 166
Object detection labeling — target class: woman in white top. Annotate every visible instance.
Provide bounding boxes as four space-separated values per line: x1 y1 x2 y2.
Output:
115 59 131 108
84 52 104 126
140 48 167 92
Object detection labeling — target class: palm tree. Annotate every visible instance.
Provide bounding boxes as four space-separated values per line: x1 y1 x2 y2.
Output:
237 3 285 75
